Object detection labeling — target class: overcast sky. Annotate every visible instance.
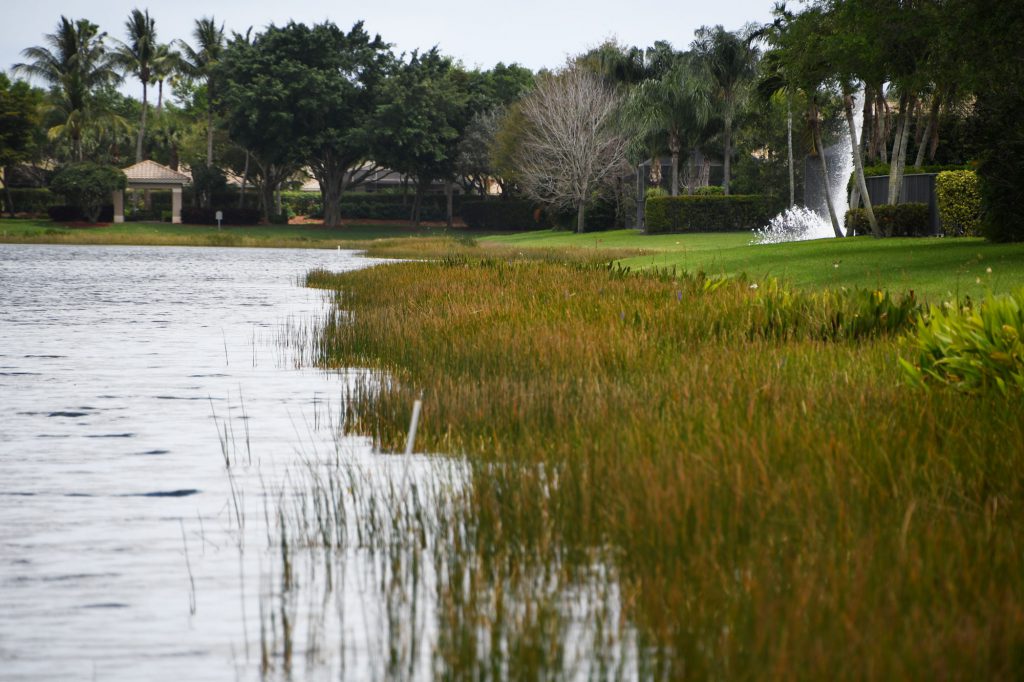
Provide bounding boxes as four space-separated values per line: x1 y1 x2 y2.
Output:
4 0 776 100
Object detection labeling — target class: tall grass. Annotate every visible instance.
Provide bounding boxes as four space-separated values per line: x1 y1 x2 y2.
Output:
287 257 1024 679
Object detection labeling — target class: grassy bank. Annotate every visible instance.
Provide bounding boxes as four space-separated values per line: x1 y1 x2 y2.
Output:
5 218 1024 301
293 256 1024 678
483 229 1024 302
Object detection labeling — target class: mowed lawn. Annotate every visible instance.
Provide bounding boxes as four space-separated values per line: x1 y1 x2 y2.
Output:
484 229 1024 302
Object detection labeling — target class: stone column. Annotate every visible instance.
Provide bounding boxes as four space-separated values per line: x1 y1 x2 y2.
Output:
113 189 125 224
171 186 182 224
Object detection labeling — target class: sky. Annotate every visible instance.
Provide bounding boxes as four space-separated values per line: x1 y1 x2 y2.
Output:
3 0 776 100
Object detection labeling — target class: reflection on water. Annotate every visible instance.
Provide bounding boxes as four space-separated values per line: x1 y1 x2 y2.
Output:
0 244 382 680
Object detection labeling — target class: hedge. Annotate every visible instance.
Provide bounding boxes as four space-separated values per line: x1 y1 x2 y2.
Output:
845 203 931 237
645 194 781 233
181 207 261 226
48 204 114 222
935 170 982 237
461 200 545 230
862 163 972 177
4 187 60 214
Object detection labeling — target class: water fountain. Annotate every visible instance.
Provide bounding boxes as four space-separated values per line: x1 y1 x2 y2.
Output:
754 89 865 244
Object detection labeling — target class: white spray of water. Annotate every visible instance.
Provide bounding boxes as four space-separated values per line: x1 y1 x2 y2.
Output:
754 88 865 244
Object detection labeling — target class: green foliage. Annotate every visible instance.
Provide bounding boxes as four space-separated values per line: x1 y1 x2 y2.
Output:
861 163 971 177
0 74 44 175
936 170 982 237
645 194 781 233
461 200 544 230
973 88 1024 242
49 162 126 222
845 203 931 237
694 185 724 196
5 188 59 214
181 206 261 225
279 191 321 216
645 186 667 200
901 289 1024 394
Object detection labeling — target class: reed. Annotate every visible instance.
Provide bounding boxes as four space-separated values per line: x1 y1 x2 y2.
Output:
290 255 1024 679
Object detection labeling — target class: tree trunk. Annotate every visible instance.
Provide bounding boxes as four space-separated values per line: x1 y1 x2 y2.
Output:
845 93 879 237
669 133 681 197
888 94 915 206
787 94 795 207
649 156 661 187
877 88 890 165
576 201 586 234
317 167 346 229
238 150 249 209
722 115 732 195
699 155 711 188
157 80 163 114
136 80 148 164
3 166 15 217
914 92 942 169
206 108 215 167
635 163 644 229
445 181 454 228
812 109 844 238
411 184 423 226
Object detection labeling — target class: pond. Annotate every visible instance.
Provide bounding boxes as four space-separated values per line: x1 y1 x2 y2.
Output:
0 244 409 680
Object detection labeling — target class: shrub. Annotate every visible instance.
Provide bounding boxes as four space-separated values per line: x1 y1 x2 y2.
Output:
861 163 972 177
845 203 931 237
4 187 59 214
901 288 1024 394
180 207 261 226
645 194 781 233
694 185 724 196
548 196 619 231
461 200 544 230
936 170 982 237
49 162 126 223
47 204 114 222
645 187 667 200
280 191 322 216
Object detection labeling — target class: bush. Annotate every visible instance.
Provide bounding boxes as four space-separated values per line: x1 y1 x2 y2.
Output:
975 87 1024 242
901 288 1024 394
280 191 322 216
861 163 972 177
645 194 781 233
461 200 544 230
645 187 668 200
49 162 126 223
4 187 59 214
180 207 261 226
845 203 931 237
936 170 982 237
694 185 725 196
47 204 114 222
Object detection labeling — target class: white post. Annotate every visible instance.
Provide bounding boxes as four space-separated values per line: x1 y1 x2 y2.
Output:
171 186 182 224
113 190 125 224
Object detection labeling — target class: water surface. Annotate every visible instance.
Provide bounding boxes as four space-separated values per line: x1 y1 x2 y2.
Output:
0 244 384 680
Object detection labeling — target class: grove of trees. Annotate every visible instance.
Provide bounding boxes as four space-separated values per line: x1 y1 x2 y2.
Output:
0 1 1020 240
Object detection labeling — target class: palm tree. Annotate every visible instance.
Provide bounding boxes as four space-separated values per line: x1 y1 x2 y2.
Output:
111 9 157 163
177 17 225 167
692 25 758 195
14 17 120 161
151 42 182 114
623 55 713 196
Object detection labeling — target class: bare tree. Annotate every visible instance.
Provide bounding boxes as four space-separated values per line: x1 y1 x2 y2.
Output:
516 67 629 233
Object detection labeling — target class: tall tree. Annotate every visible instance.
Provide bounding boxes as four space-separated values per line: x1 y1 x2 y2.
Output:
151 42 181 114
374 49 467 226
177 17 225 168
111 9 157 163
14 17 120 161
622 53 712 196
515 66 628 233
692 25 758 195
0 74 44 215
218 21 392 227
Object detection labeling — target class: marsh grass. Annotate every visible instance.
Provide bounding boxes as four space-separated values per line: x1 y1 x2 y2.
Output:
287 254 1024 679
